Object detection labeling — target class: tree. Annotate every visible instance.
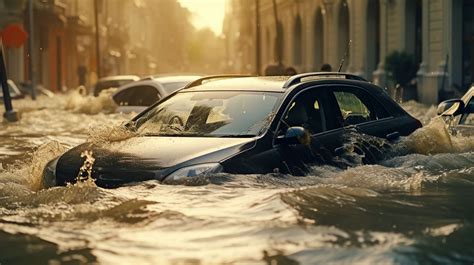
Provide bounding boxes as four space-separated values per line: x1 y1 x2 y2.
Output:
384 51 417 87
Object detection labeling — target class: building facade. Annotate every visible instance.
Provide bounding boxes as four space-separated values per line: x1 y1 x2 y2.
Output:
0 0 28 85
1 0 96 91
224 0 474 104
1 0 195 92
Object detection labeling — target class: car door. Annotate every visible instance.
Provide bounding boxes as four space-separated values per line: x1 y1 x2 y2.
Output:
274 84 398 174
273 86 348 174
328 85 406 140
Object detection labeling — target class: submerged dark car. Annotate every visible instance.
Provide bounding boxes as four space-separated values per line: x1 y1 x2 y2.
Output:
46 73 422 188
437 85 473 136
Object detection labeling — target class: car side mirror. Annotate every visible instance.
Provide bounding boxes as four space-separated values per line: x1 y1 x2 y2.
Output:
276 126 310 145
123 120 137 131
285 126 305 138
437 99 465 116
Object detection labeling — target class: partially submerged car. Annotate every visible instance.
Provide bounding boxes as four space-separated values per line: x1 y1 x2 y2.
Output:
93 75 140 96
45 73 422 188
17 82 55 98
437 85 473 136
112 75 202 113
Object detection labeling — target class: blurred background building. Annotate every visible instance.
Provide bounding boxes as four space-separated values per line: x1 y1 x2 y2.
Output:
2 0 472 104
1 0 96 92
0 0 224 93
223 0 474 104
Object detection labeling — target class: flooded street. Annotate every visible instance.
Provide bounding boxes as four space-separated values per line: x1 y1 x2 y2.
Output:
0 96 473 264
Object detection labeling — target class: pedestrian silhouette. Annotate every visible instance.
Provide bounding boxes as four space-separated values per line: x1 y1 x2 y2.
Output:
320 63 332 72
77 65 87 86
284 67 297 76
264 64 285 76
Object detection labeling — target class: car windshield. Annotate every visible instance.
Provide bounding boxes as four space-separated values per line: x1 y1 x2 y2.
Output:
135 91 281 137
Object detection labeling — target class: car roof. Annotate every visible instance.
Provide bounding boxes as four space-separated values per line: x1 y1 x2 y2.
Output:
181 73 370 93
184 76 290 92
152 75 202 84
98 75 140 82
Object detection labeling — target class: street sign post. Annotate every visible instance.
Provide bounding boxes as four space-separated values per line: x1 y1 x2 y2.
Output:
0 40 20 122
28 0 36 100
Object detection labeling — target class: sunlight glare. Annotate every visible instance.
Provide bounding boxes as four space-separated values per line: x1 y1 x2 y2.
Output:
178 0 227 35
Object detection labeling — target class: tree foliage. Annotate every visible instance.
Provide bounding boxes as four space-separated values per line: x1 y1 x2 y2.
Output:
384 51 417 87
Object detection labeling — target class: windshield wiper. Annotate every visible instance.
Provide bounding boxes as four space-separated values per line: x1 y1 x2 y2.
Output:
143 132 204 137
142 133 256 137
211 134 256 138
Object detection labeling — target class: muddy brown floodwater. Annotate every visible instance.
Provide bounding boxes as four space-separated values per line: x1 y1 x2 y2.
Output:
0 95 473 264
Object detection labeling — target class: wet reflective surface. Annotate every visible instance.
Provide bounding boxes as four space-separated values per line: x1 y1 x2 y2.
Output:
0 96 473 264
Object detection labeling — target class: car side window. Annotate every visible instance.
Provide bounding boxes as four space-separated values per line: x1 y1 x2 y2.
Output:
282 90 327 135
114 89 133 105
332 88 389 126
460 98 474 125
114 86 160 106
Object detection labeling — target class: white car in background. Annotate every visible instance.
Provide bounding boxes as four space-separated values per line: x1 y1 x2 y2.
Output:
93 75 140 96
112 74 202 113
2 80 24 99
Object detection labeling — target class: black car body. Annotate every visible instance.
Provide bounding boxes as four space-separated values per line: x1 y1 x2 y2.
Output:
47 73 422 188
437 85 474 136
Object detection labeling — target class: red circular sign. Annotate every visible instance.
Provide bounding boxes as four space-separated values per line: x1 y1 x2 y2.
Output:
1 24 28 48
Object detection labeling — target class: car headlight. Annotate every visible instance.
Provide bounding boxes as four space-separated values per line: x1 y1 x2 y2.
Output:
42 157 59 188
164 163 222 183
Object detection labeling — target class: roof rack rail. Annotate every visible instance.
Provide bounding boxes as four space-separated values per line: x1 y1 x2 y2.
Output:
184 74 252 89
282 72 368 88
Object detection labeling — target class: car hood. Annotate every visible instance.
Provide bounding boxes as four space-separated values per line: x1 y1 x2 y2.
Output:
56 136 256 187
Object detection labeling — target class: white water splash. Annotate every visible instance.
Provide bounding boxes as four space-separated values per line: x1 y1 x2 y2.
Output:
64 89 118 115
76 150 96 185
402 117 474 155
87 123 137 145
0 141 68 193
400 100 437 125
